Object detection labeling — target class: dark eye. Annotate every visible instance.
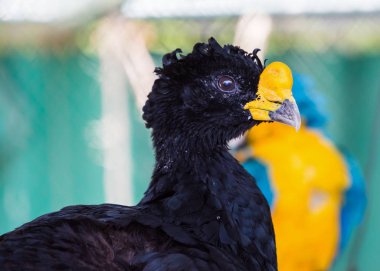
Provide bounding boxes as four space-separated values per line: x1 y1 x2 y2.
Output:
217 75 236 92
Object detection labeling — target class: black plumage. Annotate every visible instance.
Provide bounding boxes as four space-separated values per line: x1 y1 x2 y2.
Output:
0 38 277 270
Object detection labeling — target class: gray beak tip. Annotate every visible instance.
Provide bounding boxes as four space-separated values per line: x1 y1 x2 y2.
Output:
269 99 301 131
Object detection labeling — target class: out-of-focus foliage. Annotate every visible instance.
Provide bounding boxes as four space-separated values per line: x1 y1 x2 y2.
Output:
143 18 236 54
0 23 98 55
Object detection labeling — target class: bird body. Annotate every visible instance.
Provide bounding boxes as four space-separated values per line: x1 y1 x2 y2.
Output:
0 38 301 270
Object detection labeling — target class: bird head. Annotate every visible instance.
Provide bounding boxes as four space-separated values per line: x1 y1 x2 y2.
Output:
143 38 300 150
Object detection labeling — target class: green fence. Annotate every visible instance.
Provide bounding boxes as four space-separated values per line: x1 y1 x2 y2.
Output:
0 51 104 230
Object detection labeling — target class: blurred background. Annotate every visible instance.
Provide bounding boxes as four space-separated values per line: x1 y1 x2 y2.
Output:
0 0 379 270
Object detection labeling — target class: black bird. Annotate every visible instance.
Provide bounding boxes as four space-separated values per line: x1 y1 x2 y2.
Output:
0 38 301 271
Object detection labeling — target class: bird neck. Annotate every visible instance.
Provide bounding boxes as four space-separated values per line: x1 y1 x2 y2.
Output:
142 138 263 220
140 145 249 214
139 142 276 265
151 130 229 173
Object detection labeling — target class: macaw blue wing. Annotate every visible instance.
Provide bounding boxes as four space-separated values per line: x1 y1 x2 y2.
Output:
242 158 274 207
292 74 327 130
340 150 367 250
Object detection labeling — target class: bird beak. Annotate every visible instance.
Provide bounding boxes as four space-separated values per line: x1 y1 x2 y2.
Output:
244 62 301 131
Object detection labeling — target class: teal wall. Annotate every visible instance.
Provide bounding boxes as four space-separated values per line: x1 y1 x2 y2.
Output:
0 51 104 232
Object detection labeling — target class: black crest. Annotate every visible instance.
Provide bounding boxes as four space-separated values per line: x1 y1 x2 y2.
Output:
154 37 264 78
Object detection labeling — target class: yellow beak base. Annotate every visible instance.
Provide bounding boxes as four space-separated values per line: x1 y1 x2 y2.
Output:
244 62 301 130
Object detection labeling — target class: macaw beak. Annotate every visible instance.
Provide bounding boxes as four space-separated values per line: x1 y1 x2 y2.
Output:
244 62 301 131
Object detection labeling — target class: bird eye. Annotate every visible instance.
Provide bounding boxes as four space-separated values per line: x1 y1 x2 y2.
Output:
217 75 236 92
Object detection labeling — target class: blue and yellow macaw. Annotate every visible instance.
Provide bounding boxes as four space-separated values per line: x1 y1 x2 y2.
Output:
235 74 366 271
